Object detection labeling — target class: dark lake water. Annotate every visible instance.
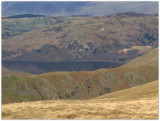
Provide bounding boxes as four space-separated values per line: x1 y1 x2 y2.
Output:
2 61 124 74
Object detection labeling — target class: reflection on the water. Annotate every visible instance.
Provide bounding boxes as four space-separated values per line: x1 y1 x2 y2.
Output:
2 61 123 74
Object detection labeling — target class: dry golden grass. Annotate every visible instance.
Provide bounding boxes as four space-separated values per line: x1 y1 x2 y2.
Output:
2 80 158 119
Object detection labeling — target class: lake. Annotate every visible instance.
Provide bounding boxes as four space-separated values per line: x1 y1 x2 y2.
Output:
2 61 124 74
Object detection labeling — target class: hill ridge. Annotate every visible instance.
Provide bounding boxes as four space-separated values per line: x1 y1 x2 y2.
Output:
2 2 158 16
122 47 158 67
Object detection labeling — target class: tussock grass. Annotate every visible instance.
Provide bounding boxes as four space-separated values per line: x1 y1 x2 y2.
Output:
2 80 158 119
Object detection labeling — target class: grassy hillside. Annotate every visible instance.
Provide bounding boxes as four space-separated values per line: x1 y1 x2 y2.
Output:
122 47 158 67
94 80 158 100
2 80 158 119
2 66 158 104
2 13 158 62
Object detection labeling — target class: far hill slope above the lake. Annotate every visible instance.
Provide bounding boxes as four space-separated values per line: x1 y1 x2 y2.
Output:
122 47 158 67
2 13 158 63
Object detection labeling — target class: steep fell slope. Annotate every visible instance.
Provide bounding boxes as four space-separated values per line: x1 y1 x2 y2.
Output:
2 66 158 104
2 80 158 119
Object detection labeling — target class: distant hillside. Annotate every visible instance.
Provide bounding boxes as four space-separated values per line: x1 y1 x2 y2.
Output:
2 13 158 62
122 47 158 67
2 15 59 39
2 14 45 19
2 80 158 119
2 2 158 16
